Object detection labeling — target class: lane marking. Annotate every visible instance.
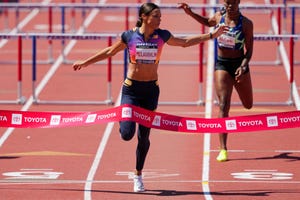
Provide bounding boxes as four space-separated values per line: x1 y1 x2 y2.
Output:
116 170 180 179
2 169 63 180
0 179 299 185
202 1 217 200
0 151 91 157
232 170 293 180
84 92 121 200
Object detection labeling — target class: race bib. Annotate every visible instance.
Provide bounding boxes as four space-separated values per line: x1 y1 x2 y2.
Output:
136 43 158 63
218 32 236 49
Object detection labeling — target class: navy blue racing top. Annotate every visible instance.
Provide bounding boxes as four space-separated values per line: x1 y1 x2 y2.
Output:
217 13 245 50
121 27 171 64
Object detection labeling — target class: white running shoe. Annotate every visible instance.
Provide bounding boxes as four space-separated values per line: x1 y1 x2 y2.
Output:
133 175 145 192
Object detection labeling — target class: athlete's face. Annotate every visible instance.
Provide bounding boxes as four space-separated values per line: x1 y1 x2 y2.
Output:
144 8 161 29
223 0 240 14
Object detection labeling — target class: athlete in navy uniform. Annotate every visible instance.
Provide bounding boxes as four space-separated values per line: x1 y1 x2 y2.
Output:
73 2 228 192
178 0 254 162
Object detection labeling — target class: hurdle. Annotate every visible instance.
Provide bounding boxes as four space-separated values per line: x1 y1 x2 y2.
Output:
250 2 299 106
0 3 299 106
30 33 117 105
0 36 26 105
0 3 293 66
0 33 118 105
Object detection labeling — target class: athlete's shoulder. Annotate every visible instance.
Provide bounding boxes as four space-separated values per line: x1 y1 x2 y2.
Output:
122 27 138 35
156 28 169 33
241 15 253 30
121 27 139 43
243 16 253 26
155 28 171 41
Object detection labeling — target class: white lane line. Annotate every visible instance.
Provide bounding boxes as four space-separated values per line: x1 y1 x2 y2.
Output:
202 0 217 199
1 179 299 185
84 93 121 200
82 1 123 199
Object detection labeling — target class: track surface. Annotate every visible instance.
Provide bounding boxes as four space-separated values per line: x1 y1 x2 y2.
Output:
0 0 300 200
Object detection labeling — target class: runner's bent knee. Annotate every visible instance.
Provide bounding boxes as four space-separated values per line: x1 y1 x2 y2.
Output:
119 121 136 141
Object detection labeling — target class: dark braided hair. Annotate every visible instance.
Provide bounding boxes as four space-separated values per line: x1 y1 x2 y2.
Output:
136 3 159 27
